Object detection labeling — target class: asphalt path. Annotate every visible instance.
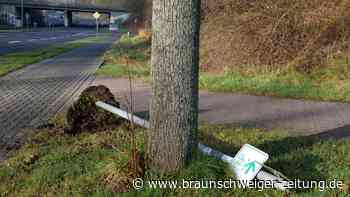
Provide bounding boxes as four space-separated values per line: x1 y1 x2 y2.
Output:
0 28 99 55
92 78 350 139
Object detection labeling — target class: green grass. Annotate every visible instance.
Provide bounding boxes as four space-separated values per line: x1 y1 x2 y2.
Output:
199 61 350 102
0 36 108 77
0 25 12 30
199 124 350 196
0 118 349 196
96 34 151 80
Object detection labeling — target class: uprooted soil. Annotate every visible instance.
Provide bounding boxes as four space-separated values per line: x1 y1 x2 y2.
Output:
66 85 122 134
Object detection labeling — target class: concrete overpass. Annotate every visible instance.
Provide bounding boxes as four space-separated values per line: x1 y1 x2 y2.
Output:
0 0 143 27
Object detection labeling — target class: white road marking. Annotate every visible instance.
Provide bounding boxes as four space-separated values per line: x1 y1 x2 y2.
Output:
8 41 22 44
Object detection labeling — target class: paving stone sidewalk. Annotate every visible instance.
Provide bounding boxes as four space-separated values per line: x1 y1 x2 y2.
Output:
0 35 117 158
93 77 350 138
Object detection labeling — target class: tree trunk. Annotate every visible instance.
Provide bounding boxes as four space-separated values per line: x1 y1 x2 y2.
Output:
147 0 201 172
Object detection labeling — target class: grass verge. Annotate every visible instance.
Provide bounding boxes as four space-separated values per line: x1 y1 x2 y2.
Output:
96 33 151 79
199 59 350 102
0 36 108 77
0 117 349 196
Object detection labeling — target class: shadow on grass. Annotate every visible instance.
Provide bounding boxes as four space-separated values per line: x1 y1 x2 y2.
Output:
259 136 325 182
312 125 350 139
200 131 327 190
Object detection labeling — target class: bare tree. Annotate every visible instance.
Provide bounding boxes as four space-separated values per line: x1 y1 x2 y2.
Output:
147 0 201 172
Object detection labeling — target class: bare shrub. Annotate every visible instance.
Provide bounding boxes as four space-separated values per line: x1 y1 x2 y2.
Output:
200 0 350 73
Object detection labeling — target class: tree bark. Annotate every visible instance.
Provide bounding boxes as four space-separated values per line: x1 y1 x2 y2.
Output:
147 0 201 172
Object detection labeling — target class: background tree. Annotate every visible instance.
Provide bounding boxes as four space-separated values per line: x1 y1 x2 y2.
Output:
147 0 201 172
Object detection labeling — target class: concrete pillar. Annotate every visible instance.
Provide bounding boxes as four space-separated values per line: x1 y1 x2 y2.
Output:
108 12 111 25
15 6 23 27
64 10 72 27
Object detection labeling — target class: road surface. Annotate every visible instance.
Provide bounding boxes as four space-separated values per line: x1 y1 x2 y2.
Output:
0 28 99 55
0 33 118 158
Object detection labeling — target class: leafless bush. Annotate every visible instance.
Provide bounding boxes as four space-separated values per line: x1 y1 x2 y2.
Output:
200 0 350 73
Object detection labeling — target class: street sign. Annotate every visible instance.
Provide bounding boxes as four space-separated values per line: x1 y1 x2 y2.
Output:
93 12 101 19
232 144 269 181
93 12 101 34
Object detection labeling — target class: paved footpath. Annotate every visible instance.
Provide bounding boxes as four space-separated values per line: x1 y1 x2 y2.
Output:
93 77 350 138
0 34 118 157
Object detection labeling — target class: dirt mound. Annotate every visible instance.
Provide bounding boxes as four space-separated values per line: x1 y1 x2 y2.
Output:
66 85 121 134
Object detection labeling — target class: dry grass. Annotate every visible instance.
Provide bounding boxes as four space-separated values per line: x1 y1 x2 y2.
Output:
140 0 350 72
200 0 350 73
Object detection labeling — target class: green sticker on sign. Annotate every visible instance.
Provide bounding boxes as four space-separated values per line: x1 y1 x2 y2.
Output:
244 161 256 174
232 144 269 181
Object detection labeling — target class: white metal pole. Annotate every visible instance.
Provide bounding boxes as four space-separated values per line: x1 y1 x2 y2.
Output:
96 18 99 34
96 101 149 128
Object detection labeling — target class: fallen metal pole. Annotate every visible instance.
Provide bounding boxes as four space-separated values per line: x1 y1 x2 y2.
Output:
96 101 288 191
96 101 149 128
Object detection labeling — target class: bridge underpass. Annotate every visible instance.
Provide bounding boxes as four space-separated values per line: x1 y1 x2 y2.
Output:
0 0 140 27
1 7 111 28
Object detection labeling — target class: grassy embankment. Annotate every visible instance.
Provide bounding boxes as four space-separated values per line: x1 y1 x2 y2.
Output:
199 0 350 102
0 36 108 77
96 33 350 102
0 116 349 196
97 1 350 102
